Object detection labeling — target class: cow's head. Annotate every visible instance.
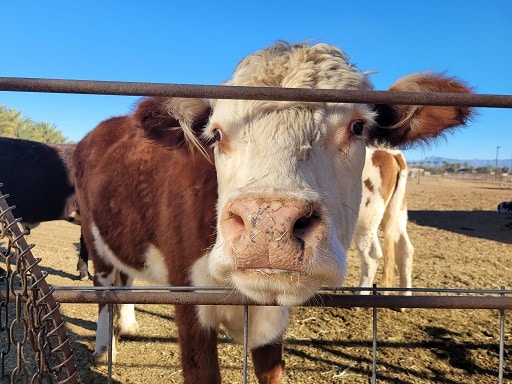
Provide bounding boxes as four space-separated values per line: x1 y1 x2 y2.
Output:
193 42 472 306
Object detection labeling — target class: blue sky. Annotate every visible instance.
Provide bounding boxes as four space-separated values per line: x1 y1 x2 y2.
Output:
1 1 511 162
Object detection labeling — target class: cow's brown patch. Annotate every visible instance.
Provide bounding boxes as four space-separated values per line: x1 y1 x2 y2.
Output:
364 178 374 193
371 150 400 202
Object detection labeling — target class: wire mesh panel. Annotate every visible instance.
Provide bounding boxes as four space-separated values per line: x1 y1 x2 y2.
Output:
0 187 79 383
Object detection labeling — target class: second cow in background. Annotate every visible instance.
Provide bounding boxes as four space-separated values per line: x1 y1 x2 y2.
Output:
354 147 414 295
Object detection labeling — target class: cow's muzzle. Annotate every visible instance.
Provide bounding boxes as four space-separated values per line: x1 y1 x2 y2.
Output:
221 197 326 272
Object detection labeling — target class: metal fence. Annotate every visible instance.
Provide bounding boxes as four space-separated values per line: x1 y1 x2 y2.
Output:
0 76 511 383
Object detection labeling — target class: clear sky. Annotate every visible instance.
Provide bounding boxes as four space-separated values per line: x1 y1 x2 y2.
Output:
2 1 511 162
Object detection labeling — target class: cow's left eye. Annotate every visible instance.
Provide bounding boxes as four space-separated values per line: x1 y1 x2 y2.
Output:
350 120 365 136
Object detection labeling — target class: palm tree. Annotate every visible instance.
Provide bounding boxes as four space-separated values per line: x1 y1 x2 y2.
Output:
0 106 33 138
31 122 67 143
0 105 68 143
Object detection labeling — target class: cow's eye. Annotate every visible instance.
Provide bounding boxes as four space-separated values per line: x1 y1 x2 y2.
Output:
211 128 222 143
350 120 365 136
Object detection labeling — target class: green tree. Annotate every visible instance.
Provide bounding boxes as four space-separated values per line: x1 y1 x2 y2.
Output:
0 106 31 138
0 105 68 143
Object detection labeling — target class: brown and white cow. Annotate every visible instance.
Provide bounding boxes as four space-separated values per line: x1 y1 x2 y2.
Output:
73 42 473 383
354 147 414 295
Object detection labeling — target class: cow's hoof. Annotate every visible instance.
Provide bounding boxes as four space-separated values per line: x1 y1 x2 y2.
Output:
93 347 117 365
78 273 88 281
77 269 92 281
120 322 139 337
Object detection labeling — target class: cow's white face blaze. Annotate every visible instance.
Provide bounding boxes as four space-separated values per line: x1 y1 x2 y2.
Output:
204 43 376 305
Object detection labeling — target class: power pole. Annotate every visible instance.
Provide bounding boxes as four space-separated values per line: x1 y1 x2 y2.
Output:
495 146 501 181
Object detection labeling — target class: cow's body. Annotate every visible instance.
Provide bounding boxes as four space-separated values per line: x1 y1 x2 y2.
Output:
0 137 89 279
354 147 414 295
497 201 512 214
73 42 473 383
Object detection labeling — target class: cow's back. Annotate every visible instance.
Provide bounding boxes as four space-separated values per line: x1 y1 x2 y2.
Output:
73 103 218 286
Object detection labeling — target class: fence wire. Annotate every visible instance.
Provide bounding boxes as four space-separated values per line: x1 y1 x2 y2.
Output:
1 283 511 383
0 188 78 383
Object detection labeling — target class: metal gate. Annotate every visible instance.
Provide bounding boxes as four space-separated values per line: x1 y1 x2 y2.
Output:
0 76 511 383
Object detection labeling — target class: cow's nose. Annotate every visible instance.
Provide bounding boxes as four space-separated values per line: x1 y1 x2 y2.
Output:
221 198 325 271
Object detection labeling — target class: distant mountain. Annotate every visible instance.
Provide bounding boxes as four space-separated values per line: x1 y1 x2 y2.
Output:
408 156 512 169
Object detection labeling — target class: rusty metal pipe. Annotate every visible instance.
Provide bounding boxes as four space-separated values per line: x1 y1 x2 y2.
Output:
1 77 512 108
2 288 512 309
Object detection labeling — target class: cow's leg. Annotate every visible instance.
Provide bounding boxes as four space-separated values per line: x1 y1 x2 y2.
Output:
93 262 120 364
76 233 90 280
175 304 221 384
251 341 285 384
395 228 414 296
116 271 139 336
356 231 382 295
381 229 396 291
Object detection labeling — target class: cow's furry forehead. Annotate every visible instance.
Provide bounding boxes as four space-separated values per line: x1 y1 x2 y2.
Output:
225 41 373 91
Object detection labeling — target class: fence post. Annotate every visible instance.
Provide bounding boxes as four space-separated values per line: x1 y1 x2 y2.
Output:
371 284 378 384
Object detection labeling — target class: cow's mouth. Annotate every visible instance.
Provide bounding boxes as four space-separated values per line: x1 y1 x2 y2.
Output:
246 268 302 276
231 269 319 306
236 268 305 283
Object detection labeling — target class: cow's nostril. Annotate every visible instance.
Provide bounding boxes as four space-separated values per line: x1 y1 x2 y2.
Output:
294 216 312 230
227 211 245 232
293 210 322 238
221 210 248 242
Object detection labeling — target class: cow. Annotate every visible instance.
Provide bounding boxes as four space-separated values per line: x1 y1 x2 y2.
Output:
497 201 512 214
73 41 473 384
354 147 414 296
0 137 89 279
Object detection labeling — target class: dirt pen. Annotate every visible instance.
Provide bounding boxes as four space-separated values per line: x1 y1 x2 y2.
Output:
0 78 511 384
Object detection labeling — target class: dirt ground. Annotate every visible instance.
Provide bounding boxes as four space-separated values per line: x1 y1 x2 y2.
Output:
10 176 512 383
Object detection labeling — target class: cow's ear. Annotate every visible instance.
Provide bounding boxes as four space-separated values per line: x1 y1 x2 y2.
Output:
369 73 474 148
134 97 212 153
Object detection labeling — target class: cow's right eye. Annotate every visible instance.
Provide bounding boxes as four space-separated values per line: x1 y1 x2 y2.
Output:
205 126 224 148
212 128 222 143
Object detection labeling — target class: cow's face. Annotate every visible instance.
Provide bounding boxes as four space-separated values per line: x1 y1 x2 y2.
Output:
201 42 472 306
207 100 374 305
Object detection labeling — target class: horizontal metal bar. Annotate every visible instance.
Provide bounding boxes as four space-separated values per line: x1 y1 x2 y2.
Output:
311 294 512 310
1 77 512 108
53 285 512 295
4 288 512 309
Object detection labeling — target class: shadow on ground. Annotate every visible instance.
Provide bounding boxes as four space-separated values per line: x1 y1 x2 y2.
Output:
409 210 512 244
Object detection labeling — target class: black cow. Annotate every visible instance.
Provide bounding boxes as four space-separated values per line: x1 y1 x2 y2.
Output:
0 137 89 279
497 201 512 214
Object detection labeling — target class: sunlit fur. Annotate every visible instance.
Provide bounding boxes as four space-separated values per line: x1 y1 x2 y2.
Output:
191 256 289 349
